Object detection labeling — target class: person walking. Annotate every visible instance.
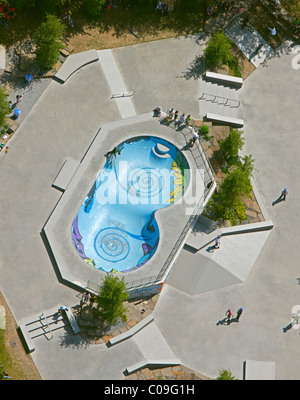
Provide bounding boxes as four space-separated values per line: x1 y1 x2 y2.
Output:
225 309 233 323
214 234 221 249
236 307 243 322
279 188 288 201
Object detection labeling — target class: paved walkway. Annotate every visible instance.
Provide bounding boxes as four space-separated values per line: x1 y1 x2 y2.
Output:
97 49 137 118
225 18 274 67
0 32 299 380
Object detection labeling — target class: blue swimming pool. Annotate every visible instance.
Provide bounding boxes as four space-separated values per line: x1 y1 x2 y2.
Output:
71 136 189 273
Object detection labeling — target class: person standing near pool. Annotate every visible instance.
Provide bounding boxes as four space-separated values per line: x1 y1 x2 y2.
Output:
180 113 187 124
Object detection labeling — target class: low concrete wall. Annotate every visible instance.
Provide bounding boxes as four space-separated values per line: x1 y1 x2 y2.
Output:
186 219 274 251
108 315 154 346
55 49 99 83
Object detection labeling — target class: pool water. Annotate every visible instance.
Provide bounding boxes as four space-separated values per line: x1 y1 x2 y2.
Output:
71 136 189 273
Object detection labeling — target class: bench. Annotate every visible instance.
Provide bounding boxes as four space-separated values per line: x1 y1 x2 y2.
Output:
52 158 80 192
205 113 244 127
126 358 181 375
55 49 99 83
63 308 80 334
18 324 35 353
108 315 154 346
243 360 275 380
205 71 243 88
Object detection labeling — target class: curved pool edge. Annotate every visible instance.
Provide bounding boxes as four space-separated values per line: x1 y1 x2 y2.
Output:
42 112 213 295
71 135 191 273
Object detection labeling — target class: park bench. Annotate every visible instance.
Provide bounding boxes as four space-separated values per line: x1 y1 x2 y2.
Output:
18 324 35 353
62 307 80 334
52 157 80 192
108 315 154 346
205 112 244 127
125 358 181 375
205 71 243 88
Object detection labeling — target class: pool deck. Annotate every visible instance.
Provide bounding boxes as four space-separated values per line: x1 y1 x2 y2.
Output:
0 31 300 380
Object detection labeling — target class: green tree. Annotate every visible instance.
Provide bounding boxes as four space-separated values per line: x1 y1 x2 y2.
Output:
33 14 65 68
216 368 238 380
96 274 128 325
206 165 252 225
0 86 10 133
204 32 233 69
220 167 252 206
219 128 245 164
240 154 255 177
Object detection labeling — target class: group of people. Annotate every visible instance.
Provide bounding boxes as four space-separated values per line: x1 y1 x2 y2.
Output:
154 107 193 126
153 106 201 148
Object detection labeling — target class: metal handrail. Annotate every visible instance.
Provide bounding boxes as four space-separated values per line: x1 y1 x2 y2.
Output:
111 91 135 98
199 93 240 108
39 313 53 340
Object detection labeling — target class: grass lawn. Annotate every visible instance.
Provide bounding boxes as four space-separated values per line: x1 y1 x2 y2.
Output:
0 292 41 380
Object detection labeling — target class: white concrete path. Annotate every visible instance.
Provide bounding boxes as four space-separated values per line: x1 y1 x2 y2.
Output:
97 49 137 119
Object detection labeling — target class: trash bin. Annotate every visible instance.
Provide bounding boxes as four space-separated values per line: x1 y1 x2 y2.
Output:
13 108 21 119
25 74 33 85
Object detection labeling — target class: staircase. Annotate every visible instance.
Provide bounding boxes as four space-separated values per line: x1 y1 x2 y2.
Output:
199 75 241 119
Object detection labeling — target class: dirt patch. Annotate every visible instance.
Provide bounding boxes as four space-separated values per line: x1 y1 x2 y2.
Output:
230 44 256 79
0 291 41 380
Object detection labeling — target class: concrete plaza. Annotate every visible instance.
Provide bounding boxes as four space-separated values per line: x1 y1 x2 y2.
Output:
0 32 299 380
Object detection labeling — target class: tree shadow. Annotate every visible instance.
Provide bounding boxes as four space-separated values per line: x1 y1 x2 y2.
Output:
1 2 208 53
181 54 206 80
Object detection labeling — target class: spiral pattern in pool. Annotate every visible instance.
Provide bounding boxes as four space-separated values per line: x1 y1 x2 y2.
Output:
95 228 130 262
127 167 164 198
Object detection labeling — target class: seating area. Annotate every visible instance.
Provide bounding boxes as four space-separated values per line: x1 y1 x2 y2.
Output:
55 49 99 83
108 314 154 346
63 307 80 335
52 158 80 192
205 112 244 127
205 71 244 88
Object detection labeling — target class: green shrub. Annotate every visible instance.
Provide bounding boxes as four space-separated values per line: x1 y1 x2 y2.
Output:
200 124 209 134
205 166 252 225
219 127 245 165
204 32 233 70
216 368 238 380
96 274 128 325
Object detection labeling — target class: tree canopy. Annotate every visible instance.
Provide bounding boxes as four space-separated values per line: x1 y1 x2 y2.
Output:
96 274 128 325
33 14 65 68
